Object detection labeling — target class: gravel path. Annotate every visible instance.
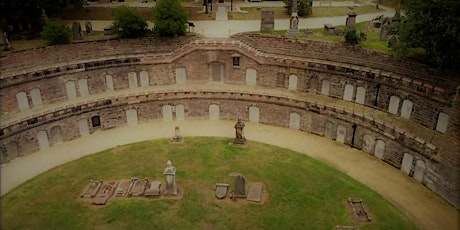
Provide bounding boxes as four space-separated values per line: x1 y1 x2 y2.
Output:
1 120 458 230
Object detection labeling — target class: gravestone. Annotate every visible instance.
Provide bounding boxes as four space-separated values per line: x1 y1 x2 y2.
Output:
66 81 77 100
162 105 173 121
128 72 138 88
30 88 43 106
287 0 300 35
140 71 149 87
105 75 114 90
245 69 257 85
400 99 413 119
324 121 334 139
355 87 366 104
388 96 400 114
5 142 19 162
115 180 131 197
78 119 90 136
209 104 219 120
343 84 354 101
413 160 425 183
247 182 263 202
336 125 347 144
233 118 246 144
321 80 330 95
215 183 229 199
362 134 374 153
128 178 148 197
50 126 63 144
324 24 336 35
288 75 298 90
175 104 185 120
435 112 449 133
16 92 29 111
145 181 162 197
400 153 413 175
175 68 186 84
260 10 275 33
346 12 358 28
289 112 300 129
72 21 82 40
163 160 178 195
379 22 390 41
374 140 385 159
234 174 246 198
171 126 183 143
37 130 50 149
85 21 93 35
126 109 138 125
78 79 89 96
249 106 260 123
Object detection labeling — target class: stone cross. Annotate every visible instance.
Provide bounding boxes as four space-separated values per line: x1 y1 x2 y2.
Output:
287 0 300 35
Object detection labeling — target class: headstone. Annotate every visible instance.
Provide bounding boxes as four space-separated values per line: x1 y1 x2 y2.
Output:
78 119 90 136
400 153 414 175
355 87 366 104
78 79 89 96
85 21 93 35
128 72 138 88
324 121 334 139
413 160 425 183
400 99 413 119
346 12 358 28
37 130 50 149
249 106 260 123
215 183 229 199
379 22 390 41
140 71 149 87
5 142 19 162
126 109 138 125
175 104 185 120
163 160 178 195
171 126 183 143
234 174 246 198
128 178 148 197
287 0 300 35
362 134 374 153
66 81 77 100
162 105 173 121
388 96 400 115
80 180 103 198
105 75 114 90
233 118 247 144
16 91 29 111
175 68 186 84
374 140 385 159
72 21 82 40
30 88 43 106
245 69 257 85
50 126 64 144
247 182 263 202
324 24 336 35
289 112 300 129
209 104 219 120
321 80 330 95
336 125 347 144
343 84 354 101
288 75 298 90
114 180 130 197
145 181 162 196
435 112 449 133
260 10 275 33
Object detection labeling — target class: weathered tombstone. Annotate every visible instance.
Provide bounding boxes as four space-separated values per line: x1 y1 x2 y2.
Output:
260 10 275 33
289 112 300 129
30 88 43 106
162 105 173 121
163 160 178 195
50 126 64 144
336 125 347 144
435 112 449 133
171 126 183 143
324 24 336 35
209 104 219 120
245 69 257 85
400 153 414 175
234 174 246 198
362 134 374 153
374 140 385 159
140 71 149 87
105 75 114 90
346 12 358 28
288 75 298 90
126 109 138 125
215 183 229 199
85 21 93 35
72 21 82 40
78 79 89 96
388 95 400 115
355 87 366 104
324 121 334 139
145 181 162 197
321 80 330 95
78 119 90 136
175 104 185 120
249 106 260 123
379 22 390 41
37 130 50 149
400 99 413 119
413 160 425 183
16 91 29 111
175 67 186 84
343 84 354 101
287 0 300 35
233 118 246 144
247 182 264 202
66 81 77 100
128 72 138 88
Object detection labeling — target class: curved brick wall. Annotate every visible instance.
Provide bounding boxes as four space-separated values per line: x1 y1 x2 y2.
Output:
0 34 459 209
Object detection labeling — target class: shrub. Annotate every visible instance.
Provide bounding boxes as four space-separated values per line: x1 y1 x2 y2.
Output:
113 6 148 38
344 28 360 45
152 0 188 37
40 19 72 45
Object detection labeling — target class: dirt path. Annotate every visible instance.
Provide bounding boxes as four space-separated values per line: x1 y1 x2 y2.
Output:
1 120 458 229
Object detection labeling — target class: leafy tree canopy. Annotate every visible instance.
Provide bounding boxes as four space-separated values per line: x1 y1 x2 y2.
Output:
40 19 72 45
397 0 460 69
152 0 188 37
284 0 313 17
113 6 148 38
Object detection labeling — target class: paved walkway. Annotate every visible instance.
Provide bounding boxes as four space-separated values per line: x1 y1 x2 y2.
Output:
1 120 459 230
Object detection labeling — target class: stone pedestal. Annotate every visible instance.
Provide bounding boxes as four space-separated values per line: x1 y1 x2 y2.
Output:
260 10 275 34
346 12 358 28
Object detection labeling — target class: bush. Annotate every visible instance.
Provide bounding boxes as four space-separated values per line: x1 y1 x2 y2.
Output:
40 19 72 45
283 0 312 17
344 28 360 45
113 6 148 38
152 0 188 37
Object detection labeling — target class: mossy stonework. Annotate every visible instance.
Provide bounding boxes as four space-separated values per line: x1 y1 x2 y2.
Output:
1 33 459 209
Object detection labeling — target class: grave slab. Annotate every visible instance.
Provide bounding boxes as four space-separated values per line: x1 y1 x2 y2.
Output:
247 182 264 202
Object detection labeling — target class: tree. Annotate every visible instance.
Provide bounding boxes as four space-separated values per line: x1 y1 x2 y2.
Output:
284 0 312 17
113 6 148 38
40 19 72 45
152 0 189 37
344 28 360 45
396 0 460 69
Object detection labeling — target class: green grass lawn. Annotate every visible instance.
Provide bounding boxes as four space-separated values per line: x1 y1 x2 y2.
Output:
1 137 416 230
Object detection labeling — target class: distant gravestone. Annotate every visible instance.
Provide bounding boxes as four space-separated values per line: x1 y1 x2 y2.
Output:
388 96 400 114
78 79 89 96
413 160 426 183
245 69 257 85
346 12 358 28
171 126 183 143
324 121 334 139
247 182 263 202
400 99 413 119
288 75 298 90
380 22 390 41
162 105 173 121
336 125 347 144
30 88 43 106
16 91 29 111
209 104 220 120
343 84 354 101
175 68 186 84
126 109 138 125
85 21 93 35
374 140 385 159
260 10 275 33
400 153 414 175
435 112 449 133
37 130 50 149
78 119 90 136
72 21 82 40
175 104 185 120
234 174 246 197
321 80 330 96
128 72 138 88
140 71 149 87
362 134 374 153
355 87 366 104
215 183 229 199
249 106 260 123
289 112 300 129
